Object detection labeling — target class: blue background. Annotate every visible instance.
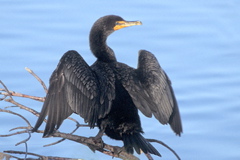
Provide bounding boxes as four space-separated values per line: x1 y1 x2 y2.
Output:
1 1 240 160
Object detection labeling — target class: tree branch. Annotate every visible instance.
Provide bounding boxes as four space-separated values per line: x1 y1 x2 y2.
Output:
3 150 80 160
147 139 181 160
0 68 181 160
25 67 48 94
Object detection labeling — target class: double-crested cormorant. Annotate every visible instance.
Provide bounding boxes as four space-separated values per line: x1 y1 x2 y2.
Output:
32 15 182 157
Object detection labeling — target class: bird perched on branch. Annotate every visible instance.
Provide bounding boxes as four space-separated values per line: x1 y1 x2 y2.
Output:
32 15 182 157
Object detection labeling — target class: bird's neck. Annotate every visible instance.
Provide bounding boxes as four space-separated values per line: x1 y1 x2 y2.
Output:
90 30 117 63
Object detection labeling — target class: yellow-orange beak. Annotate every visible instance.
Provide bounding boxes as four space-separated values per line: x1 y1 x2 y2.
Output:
113 20 142 31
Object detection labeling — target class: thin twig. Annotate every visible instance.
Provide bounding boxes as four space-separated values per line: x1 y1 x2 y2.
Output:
10 126 29 132
25 67 48 93
4 150 80 159
4 98 39 117
4 150 46 159
16 130 31 160
0 80 13 101
0 129 28 137
0 109 31 160
0 80 40 116
43 121 80 147
147 138 181 160
0 109 31 127
15 130 31 146
0 89 44 102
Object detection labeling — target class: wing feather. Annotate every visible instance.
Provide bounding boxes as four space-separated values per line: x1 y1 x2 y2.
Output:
115 50 182 135
32 50 110 137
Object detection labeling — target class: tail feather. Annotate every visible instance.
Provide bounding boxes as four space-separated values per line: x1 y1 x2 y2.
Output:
123 133 161 157
123 135 135 154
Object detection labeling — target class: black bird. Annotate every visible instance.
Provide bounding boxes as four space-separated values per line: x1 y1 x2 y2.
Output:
32 15 182 157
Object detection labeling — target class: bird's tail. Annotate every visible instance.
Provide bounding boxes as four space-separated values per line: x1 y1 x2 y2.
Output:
122 133 161 157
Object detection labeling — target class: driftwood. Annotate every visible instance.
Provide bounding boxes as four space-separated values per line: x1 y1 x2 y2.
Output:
0 67 181 160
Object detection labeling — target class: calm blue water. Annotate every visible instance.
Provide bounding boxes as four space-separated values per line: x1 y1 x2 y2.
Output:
1 1 240 160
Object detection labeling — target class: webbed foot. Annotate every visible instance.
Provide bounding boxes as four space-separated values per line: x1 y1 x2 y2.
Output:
112 146 124 157
87 129 105 152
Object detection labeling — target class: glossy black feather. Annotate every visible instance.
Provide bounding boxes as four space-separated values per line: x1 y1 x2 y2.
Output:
137 50 182 135
123 133 161 156
32 50 114 136
114 50 182 135
32 15 182 156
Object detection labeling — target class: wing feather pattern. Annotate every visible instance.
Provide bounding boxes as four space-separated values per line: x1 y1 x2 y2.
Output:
32 50 109 137
115 50 182 135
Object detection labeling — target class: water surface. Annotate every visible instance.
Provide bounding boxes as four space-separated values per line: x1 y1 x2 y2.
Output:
0 1 240 160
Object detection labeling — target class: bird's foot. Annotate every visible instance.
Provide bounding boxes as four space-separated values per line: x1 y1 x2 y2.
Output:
88 136 104 145
87 136 105 152
111 146 124 157
86 129 105 152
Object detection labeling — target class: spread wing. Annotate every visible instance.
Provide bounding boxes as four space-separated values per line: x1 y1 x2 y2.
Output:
116 50 182 135
32 50 112 137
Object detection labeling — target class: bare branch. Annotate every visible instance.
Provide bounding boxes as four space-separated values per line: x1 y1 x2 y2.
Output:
15 130 31 146
43 118 80 147
3 150 80 160
0 80 13 101
0 89 44 102
50 132 139 160
147 138 181 160
0 107 139 159
0 68 181 160
0 109 31 127
4 98 39 117
0 80 40 117
25 67 48 93
10 126 29 132
0 129 28 137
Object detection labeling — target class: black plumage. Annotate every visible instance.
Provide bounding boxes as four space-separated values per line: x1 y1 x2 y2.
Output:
32 15 182 157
